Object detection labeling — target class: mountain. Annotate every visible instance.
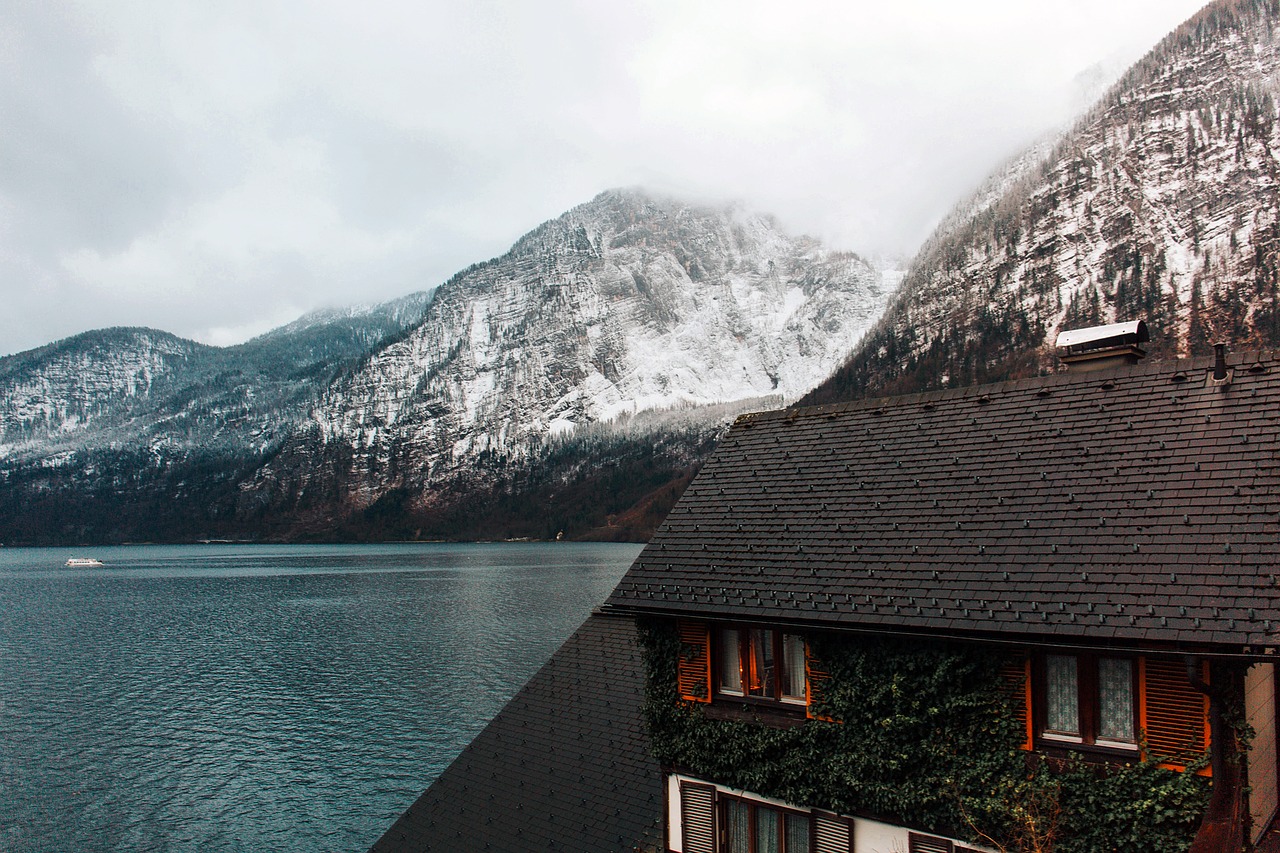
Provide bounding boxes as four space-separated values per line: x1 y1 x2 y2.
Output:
0 190 890 544
805 0 1280 405
0 292 434 466
0 328 218 452
0 292 436 544
239 189 889 538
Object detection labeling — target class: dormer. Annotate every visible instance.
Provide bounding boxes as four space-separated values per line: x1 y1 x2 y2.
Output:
1054 319 1148 371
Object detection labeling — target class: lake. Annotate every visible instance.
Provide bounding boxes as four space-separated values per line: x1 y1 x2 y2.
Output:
0 542 642 852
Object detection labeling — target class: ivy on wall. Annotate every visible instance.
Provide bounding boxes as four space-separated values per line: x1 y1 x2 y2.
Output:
638 618 1211 853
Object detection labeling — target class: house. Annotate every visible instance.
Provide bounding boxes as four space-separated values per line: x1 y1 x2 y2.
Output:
372 327 1280 853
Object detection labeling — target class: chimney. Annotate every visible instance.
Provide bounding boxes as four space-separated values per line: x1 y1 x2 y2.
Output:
1055 320 1149 372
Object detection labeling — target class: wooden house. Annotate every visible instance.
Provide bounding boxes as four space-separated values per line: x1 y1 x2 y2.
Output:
373 335 1280 853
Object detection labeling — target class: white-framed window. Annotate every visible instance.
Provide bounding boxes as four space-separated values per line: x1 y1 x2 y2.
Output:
666 773 995 853
670 776 844 853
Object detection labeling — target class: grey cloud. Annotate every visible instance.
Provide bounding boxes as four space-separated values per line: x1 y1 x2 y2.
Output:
0 0 1214 357
0 2 190 259
299 109 489 230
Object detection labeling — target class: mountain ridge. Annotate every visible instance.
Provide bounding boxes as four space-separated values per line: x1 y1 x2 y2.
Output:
0 188 891 544
13 0 1272 544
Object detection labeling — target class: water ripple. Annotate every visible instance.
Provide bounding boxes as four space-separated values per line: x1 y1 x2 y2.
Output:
0 542 639 853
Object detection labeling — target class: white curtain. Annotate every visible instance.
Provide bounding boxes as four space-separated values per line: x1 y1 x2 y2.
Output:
785 813 811 853
725 800 750 853
718 628 742 694
782 634 806 700
755 806 779 853
1097 658 1134 741
1045 654 1079 735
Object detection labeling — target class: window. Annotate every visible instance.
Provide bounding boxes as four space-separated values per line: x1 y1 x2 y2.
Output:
671 773 944 853
676 620 834 720
715 626 807 705
721 795 810 853
1038 652 1136 749
1003 651 1210 773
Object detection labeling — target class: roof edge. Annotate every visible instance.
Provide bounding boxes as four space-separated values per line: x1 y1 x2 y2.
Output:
599 604 1280 661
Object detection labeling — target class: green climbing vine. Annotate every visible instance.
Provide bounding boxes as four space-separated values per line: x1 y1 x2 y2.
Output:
638 618 1211 853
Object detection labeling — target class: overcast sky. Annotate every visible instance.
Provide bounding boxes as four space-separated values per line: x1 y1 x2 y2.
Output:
0 0 1210 356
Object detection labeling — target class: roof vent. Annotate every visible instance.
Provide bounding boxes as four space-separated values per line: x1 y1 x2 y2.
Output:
1055 320 1149 372
1208 342 1233 388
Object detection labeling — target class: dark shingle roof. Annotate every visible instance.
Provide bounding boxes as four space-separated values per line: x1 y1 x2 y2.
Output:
368 614 662 853
604 351 1280 653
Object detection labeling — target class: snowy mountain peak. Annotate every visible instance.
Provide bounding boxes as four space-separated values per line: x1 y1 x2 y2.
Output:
262 188 891 504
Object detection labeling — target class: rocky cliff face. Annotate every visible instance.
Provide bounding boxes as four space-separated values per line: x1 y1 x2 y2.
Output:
806 0 1280 405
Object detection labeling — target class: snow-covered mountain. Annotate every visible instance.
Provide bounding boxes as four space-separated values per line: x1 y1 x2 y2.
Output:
247 189 889 514
806 0 1280 405
0 189 890 543
0 328 214 448
0 290 434 466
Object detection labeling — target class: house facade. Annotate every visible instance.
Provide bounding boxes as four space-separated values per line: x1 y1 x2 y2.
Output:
373 337 1280 853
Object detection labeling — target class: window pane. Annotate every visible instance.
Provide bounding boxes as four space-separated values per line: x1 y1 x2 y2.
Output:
1045 655 1079 735
725 800 750 853
785 813 811 853
1098 658 1135 742
755 806 780 853
747 629 776 697
719 628 742 694
782 634 806 700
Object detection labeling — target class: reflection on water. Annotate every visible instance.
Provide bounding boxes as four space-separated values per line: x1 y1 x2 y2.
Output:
0 542 641 853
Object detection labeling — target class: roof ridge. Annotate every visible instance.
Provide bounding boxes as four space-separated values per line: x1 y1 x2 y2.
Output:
745 349 1278 424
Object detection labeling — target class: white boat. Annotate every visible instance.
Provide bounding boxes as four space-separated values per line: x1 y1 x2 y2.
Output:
64 557 104 567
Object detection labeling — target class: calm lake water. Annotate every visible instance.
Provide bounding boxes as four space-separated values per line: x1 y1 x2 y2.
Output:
0 542 641 853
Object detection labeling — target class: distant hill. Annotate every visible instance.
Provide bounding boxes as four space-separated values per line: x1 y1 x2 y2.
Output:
0 293 433 466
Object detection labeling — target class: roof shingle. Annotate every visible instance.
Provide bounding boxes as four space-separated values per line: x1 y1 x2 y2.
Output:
604 351 1280 653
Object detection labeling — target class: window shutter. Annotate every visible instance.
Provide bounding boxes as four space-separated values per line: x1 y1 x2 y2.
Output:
1140 657 1211 775
908 832 954 853
813 811 853 853
998 653 1033 750
679 783 716 853
805 643 839 722
677 620 711 703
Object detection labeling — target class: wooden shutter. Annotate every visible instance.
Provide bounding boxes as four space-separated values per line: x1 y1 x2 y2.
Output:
1140 657 1211 775
998 653 1033 750
908 831 954 853
806 643 839 722
680 782 716 853
813 811 854 853
677 620 711 703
